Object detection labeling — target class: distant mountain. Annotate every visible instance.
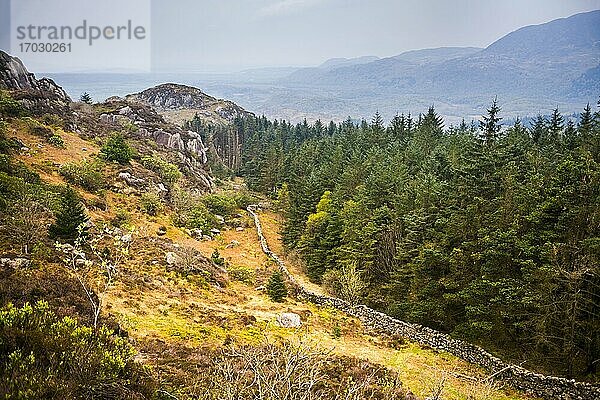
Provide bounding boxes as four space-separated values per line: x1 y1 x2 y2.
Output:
276 10 600 120
391 47 481 64
318 56 380 70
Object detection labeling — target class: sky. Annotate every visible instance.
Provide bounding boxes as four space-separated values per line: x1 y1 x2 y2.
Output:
2 0 600 73
151 0 600 72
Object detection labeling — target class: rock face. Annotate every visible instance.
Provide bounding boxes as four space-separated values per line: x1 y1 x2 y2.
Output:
0 50 71 115
98 97 213 190
126 83 252 125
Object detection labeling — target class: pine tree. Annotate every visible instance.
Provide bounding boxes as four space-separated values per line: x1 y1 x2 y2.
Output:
529 114 547 144
422 106 444 136
49 186 89 241
548 107 564 141
578 103 594 138
79 92 92 104
266 270 288 302
479 98 502 144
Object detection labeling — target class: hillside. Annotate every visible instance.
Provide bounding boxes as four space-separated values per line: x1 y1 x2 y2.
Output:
0 51 549 399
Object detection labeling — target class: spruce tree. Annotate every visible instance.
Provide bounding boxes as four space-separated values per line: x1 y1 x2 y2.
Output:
49 186 89 241
530 114 547 144
266 270 288 302
578 103 594 138
548 107 564 141
422 106 444 136
79 92 92 104
479 98 502 144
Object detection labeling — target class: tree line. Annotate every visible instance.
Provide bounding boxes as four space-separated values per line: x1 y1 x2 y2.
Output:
237 100 600 379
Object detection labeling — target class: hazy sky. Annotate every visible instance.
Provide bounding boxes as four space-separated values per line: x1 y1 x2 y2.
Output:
151 0 600 71
2 0 600 72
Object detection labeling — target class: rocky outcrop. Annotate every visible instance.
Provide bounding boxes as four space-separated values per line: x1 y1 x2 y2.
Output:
98 97 213 190
0 50 71 116
247 205 600 400
126 83 253 125
125 83 254 171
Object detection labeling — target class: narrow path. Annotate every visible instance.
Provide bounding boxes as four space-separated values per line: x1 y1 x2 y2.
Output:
247 205 600 400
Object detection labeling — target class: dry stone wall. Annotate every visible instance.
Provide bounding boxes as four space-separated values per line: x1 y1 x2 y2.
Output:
247 205 600 400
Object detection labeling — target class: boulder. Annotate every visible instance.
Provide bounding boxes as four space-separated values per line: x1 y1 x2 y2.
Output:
165 251 178 266
225 240 240 249
276 312 302 328
118 171 146 188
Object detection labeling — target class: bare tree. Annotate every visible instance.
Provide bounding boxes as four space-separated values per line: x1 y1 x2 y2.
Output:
56 223 134 331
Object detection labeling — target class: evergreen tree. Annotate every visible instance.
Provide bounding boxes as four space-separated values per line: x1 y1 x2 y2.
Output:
578 103 594 138
529 114 547 144
479 98 502 144
422 106 444 135
266 270 288 302
548 107 564 141
49 186 89 241
79 92 92 104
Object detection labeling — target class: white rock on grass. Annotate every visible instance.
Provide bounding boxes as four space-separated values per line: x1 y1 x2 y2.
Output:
165 251 178 265
276 312 302 328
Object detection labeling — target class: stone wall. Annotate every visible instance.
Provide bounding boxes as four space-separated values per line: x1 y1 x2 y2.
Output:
247 205 600 400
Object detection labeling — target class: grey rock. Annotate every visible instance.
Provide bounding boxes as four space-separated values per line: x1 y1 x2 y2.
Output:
0 258 32 269
276 313 302 328
118 171 146 188
165 251 178 265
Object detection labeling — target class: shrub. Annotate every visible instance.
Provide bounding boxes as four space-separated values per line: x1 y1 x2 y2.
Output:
22 117 54 139
140 155 181 187
322 263 365 305
140 191 163 216
0 301 156 399
47 133 65 148
101 133 133 164
0 122 13 153
111 208 130 228
172 187 218 230
0 90 24 117
201 339 409 399
59 160 104 192
231 191 255 209
266 270 287 302
228 265 254 284
202 193 237 217
39 114 63 128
